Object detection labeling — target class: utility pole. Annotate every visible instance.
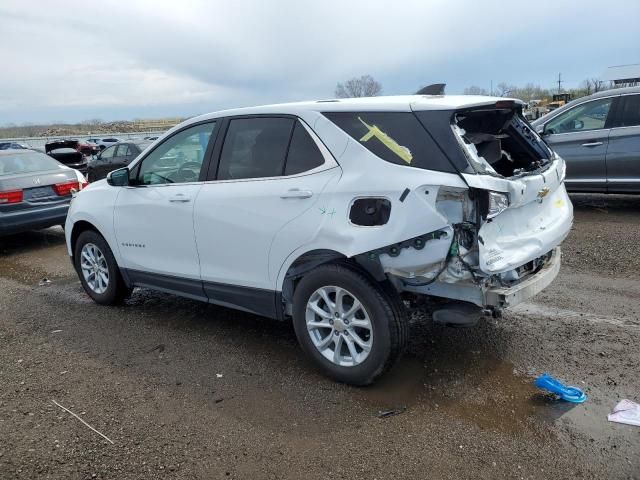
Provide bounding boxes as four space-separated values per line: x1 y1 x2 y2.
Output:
557 72 563 93
490 80 493 96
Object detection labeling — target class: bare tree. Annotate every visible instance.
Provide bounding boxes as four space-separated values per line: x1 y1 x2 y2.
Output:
494 82 516 97
463 85 489 95
591 78 606 93
335 75 382 98
581 78 594 96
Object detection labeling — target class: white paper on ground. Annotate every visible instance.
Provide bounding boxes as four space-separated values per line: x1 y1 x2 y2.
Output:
607 399 640 427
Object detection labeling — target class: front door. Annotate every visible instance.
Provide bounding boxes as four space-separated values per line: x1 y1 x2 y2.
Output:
113 121 218 296
194 117 340 316
95 145 117 180
543 96 617 192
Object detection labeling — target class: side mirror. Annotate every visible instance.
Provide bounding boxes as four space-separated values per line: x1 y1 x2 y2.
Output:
106 167 130 187
573 119 584 130
535 124 545 135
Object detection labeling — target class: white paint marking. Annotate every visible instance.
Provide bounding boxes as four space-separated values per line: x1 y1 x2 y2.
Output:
51 400 114 444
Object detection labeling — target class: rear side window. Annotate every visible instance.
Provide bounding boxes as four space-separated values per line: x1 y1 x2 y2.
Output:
218 118 294 180
116 144 130 156
323 112 457 173
100 146 116 159
285 122 324 175
618 95 640 127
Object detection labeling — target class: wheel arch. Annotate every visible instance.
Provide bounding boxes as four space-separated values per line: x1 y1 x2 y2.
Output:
279 247 391 316
70 220 107 263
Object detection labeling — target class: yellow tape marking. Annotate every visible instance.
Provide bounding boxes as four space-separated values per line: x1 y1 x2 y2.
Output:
358 117 413 164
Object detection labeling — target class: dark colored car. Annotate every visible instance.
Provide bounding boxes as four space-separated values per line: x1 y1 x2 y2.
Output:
86 140 150 182
532 86 640 193
44 139 94 174
0 142 30 150
0 149 87 236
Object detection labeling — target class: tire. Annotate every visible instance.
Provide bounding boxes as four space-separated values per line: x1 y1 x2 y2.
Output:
74 229 130 305
292 263 408 385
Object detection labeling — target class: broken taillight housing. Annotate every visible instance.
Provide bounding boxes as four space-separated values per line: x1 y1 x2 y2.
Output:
53 181 86 196
0 190 23 204
487 191 509 219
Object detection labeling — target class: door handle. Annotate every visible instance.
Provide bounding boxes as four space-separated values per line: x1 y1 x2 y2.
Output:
169 193 191 203
581 141 603 147
280 188 313 199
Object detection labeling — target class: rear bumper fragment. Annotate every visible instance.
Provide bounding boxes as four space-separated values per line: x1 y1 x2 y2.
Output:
484 247 561 308
401 247 562 309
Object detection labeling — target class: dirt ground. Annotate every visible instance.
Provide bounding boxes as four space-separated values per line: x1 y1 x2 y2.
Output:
1 194 639 480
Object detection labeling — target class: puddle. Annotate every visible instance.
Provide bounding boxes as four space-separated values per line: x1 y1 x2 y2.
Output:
356 353 576 435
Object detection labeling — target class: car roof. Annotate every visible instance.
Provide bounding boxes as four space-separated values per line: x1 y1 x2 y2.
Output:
184 94 522 124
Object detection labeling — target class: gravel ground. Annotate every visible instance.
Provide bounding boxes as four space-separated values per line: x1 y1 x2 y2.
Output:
1 194 639 479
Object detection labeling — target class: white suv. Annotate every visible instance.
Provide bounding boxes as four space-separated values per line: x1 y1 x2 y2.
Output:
65 95 573 385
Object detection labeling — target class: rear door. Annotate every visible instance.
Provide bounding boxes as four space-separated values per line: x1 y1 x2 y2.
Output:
542 95 618 192
605 93 640 193
113 121 218 292
194 117 339 316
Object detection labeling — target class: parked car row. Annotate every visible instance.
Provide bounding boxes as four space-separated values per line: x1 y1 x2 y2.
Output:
0 149 87 235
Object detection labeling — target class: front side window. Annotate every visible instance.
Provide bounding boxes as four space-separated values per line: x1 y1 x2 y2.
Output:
546 97 613 134
323 111 457 173
137 122 216 185
217 117 294 180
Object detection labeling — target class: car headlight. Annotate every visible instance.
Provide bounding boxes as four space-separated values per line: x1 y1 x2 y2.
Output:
487 191 509 219
557 156 567 183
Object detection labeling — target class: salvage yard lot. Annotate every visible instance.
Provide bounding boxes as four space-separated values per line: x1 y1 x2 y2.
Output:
1 194 639 479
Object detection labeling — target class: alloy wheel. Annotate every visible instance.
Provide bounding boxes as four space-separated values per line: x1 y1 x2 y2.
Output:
305 286 373 367
80 243 109 294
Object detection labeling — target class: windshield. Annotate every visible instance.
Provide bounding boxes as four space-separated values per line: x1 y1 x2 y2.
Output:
0 151 63 176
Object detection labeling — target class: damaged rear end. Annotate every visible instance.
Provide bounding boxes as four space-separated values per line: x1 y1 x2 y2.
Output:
394 99 572 315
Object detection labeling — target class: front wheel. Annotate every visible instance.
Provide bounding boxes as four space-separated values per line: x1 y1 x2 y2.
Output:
74 230 130 305
292 263 408 385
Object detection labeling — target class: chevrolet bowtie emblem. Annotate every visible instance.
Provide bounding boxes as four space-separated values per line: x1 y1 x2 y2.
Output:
537 187 550 199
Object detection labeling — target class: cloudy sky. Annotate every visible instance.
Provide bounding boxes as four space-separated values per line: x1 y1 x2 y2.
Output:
1 0 638 124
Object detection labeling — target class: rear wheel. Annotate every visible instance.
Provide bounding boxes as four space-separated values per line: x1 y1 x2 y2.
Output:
74 230 129 305
292 263 408 385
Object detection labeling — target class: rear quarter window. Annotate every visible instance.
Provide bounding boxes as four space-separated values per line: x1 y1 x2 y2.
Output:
323 112 458 173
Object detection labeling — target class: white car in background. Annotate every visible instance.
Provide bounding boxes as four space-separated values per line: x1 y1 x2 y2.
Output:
86 137 120 151
65 95 573 385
